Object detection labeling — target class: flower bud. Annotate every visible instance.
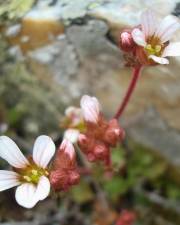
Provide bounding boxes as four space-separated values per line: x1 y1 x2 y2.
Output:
80 95 100 124
50 171 66 191
104 119 125 146
78 134 89 147
119 30 135 52
49 140 80 191
94 144 106 156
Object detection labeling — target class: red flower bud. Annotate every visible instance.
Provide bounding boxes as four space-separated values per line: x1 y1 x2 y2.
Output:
49 140 80 191
93 143 109 159
119 30 135 52
78 95 125 166
78 134 89 148
104 119 125 146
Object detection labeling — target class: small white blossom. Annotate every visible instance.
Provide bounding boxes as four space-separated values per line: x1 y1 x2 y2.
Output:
131 9 180 64
0 135 55 208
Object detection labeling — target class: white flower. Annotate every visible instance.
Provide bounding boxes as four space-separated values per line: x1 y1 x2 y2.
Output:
131 9 180 64
80 95 101 123
0 135 55 208
64 129 80 143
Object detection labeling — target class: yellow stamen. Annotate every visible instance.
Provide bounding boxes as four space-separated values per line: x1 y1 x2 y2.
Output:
32 169 38 176
20 166 49 184
145 44 162 56
155 45 161 53
23 175 31 182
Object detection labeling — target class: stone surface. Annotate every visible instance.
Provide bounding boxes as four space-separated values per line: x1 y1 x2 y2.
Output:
125 107 180 172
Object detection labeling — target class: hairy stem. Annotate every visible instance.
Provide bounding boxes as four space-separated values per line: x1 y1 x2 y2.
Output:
114 66 142 119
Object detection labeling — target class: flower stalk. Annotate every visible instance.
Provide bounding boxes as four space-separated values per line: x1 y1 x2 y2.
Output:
114 66 142 119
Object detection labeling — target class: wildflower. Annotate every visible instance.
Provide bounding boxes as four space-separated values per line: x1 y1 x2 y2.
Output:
78 95 125 166
0 135 55 208
61 106 85 143
49 139 80 191
132 9 180 65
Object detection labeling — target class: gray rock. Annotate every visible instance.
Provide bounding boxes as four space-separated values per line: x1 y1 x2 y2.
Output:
126 107 180 169
66 19 121 62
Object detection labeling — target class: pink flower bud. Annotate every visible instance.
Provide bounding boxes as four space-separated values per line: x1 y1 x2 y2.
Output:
49 140 80 191
119 30 135 52
104 119 125 146
77 96 125 166
94 144 107 157
78 134 89 147
80 95 100 123
60 139 75 160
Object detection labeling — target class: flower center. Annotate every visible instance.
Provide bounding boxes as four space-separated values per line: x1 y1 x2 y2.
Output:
16 164 49 184
145 44 162 56
22 168 48 184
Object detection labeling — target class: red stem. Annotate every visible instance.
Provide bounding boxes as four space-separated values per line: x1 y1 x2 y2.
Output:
114 66 142 119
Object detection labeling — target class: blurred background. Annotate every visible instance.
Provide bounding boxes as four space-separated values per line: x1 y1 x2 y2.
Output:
0 0 180 225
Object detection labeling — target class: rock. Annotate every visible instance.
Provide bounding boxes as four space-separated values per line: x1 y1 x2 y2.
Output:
90 0 179 28
125 107 180 183
0 60 66 138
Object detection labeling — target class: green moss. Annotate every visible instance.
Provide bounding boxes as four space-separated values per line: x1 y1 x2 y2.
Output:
102 142 180 203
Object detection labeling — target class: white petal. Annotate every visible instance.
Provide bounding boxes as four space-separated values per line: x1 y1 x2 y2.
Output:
64 129 79 143
35 176 50 201
65 106 78 117
155 15 180 43
0 136 29 168
60 139 75 159
80 95 100 123
15 183 38 208
33 135 56 169
0 170 20 191
162 42 180 57
65 106 82 126
149 55 169 64
131 28 146 47
141 9 157 38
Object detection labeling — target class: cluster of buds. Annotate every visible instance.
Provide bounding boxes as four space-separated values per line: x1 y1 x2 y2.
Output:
78 95 125 166
49 139 80 191
119 10 180 66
